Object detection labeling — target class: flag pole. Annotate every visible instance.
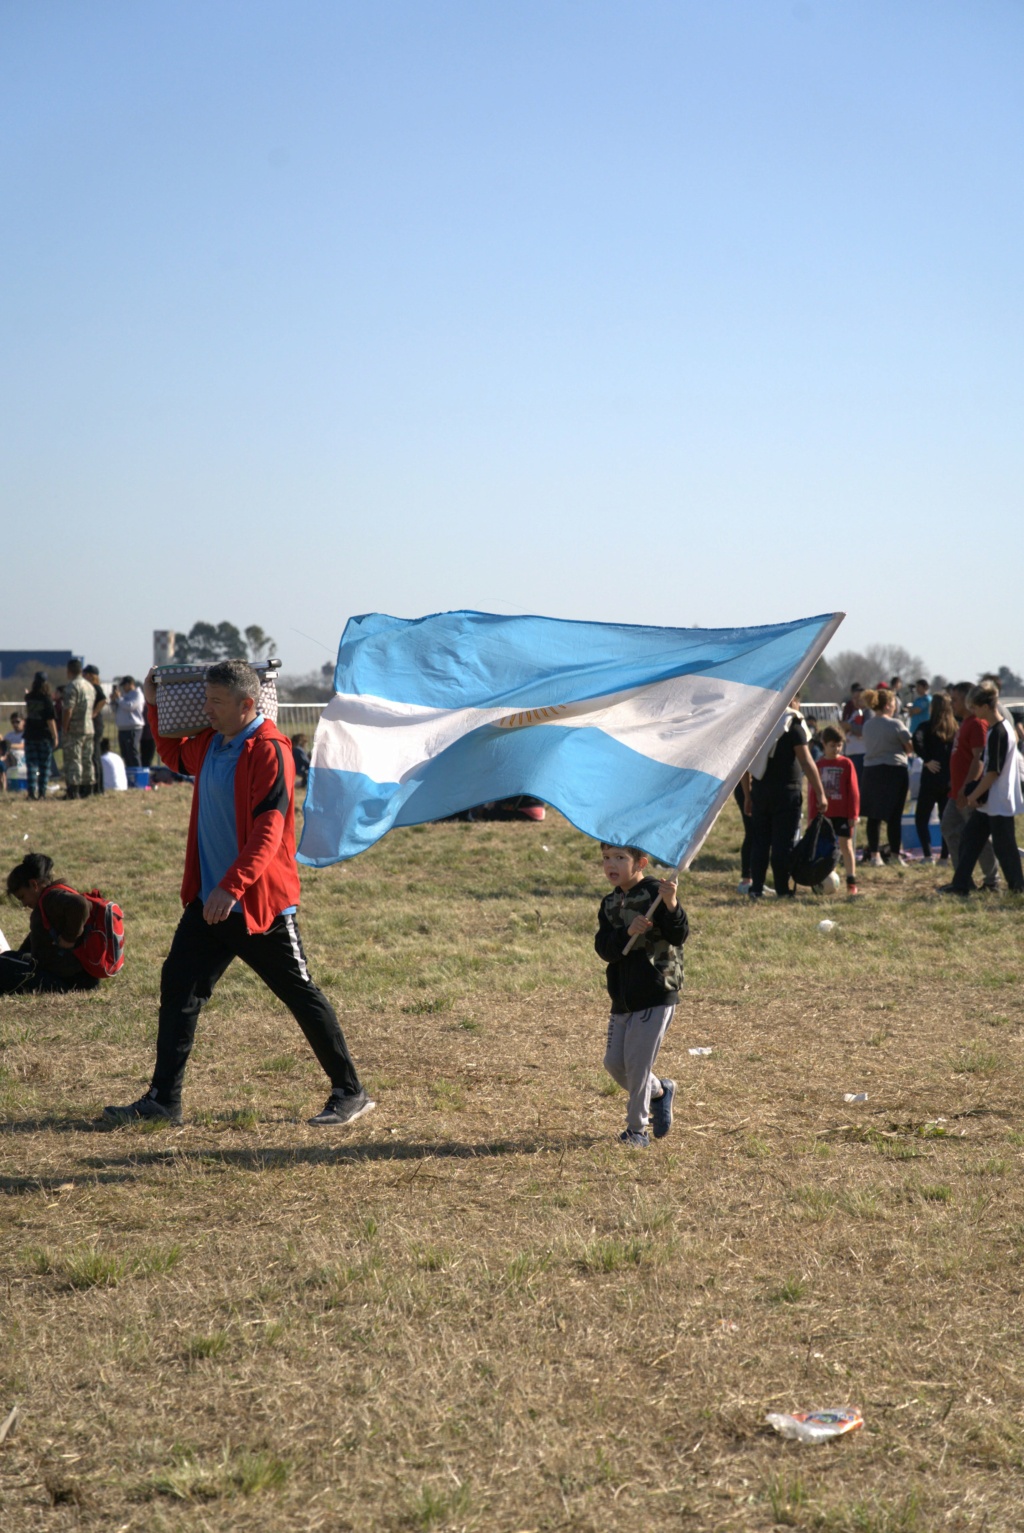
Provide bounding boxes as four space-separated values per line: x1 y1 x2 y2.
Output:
621 854 683 954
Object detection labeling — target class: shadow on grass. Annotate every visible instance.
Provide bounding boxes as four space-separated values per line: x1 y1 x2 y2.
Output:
83 1135 598 1175
0 1133 600 1190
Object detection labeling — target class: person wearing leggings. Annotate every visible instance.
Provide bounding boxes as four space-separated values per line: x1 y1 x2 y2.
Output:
861 688 912 865
913 694 955 861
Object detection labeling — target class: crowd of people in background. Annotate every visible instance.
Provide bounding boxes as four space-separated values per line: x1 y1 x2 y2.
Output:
1 663 316 802
738 673 1024 900
0 664 154 799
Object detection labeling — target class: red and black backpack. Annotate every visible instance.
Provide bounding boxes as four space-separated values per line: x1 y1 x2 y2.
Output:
39 883 125 979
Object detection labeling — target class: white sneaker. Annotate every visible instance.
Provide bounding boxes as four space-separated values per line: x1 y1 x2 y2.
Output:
736 878 752 894
869 853 883 867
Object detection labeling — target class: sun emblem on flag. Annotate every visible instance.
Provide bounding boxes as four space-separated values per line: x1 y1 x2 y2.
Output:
496 704 572 729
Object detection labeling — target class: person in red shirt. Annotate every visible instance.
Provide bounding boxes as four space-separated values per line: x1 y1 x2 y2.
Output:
940 683 999 890
808 725 861 897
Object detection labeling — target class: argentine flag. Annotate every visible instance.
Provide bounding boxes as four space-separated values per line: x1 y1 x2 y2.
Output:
297 609 843 869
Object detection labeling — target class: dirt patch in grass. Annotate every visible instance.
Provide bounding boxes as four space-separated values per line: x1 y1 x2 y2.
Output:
2 792 1024 1529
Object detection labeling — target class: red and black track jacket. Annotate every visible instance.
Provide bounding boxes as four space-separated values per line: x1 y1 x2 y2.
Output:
148 704 301 934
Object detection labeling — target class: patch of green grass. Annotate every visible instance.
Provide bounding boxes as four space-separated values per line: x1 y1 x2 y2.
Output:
258 1054 297 1074
919 1184 952 1203
221 1107 259 1130
430 1079 465 1112
407 1478 472 1528
185 1332 229 1361
28 1242 181 1289
764 1468 809 1525
402 995 453 1015
152 1447 290 1501
951 1043 1001 1075
792 1185 837 1220
505 1250 552 1287
415 1245 453 1272
576 1236 648 1273
766 1274 807 1304
818 1487 924 1532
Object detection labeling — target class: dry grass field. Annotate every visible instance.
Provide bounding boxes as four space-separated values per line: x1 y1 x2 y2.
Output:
1 785 1023 1531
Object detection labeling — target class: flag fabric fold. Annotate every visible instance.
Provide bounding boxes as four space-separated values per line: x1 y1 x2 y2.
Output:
297 609 844 868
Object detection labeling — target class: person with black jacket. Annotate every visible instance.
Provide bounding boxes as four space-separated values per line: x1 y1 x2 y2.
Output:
595 844 689 1148
912 693 955 861
2 854 100 995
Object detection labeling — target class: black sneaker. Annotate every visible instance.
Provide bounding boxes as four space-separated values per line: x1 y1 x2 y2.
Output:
936 884 969 898
102 1089 183 1125
618 1128 650 1148
649 1078 675 1140
308 1088 376 1127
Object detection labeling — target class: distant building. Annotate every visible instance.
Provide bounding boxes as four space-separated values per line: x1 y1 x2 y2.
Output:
153 630 177 665
0 649 78 681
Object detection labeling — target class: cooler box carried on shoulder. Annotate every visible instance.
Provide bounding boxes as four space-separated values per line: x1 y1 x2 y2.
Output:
154 659 282 737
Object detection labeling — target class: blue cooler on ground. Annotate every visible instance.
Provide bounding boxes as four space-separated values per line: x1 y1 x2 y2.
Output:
902 806 939 853
126 767 151 789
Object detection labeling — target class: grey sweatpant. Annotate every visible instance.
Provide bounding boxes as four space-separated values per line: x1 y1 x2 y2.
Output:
604 1004 675 1133
941 799 999 886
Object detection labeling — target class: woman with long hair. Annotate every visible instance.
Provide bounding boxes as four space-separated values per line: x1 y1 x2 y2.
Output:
913 692 956 861
2 854 100 995
22 672 58 800
861 688 913 866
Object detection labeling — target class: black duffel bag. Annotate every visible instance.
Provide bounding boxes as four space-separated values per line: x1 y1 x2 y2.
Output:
790 814 838 887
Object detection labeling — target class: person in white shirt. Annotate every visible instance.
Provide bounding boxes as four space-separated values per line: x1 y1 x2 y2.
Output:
100 738 128 791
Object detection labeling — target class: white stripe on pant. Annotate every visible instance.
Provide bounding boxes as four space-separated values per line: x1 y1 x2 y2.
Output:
604 1004 675 1133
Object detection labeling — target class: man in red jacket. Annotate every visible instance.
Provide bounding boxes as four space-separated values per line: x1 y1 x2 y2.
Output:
103 659 372 1128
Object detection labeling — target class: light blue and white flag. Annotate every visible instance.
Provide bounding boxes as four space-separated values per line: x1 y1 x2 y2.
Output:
297 609 844 868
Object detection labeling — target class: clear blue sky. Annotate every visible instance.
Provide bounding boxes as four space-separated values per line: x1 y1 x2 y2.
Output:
3 0 1022 685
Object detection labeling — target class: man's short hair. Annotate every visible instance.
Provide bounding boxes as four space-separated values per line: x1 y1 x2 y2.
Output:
84 664 99 677
915 677 928 689
206 659 262 705
67 658 82 677
121 675 135 688
969 682 1000 711
950 681 972 696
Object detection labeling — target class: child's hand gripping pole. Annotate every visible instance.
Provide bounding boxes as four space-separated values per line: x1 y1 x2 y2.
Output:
621 866 681 954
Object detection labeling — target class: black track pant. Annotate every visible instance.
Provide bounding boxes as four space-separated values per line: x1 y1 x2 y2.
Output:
914 772 948 859
151 901 362 1108
950 813 1024 895
733 783 754 879
749 793 802 896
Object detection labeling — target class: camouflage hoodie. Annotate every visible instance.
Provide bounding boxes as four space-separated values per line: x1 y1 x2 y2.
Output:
595 876 689 1012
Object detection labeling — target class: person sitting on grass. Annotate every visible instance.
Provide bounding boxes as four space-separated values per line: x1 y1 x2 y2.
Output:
595 843 688 1148
99 737 128 791
807 724 861 897
2 853 101 995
